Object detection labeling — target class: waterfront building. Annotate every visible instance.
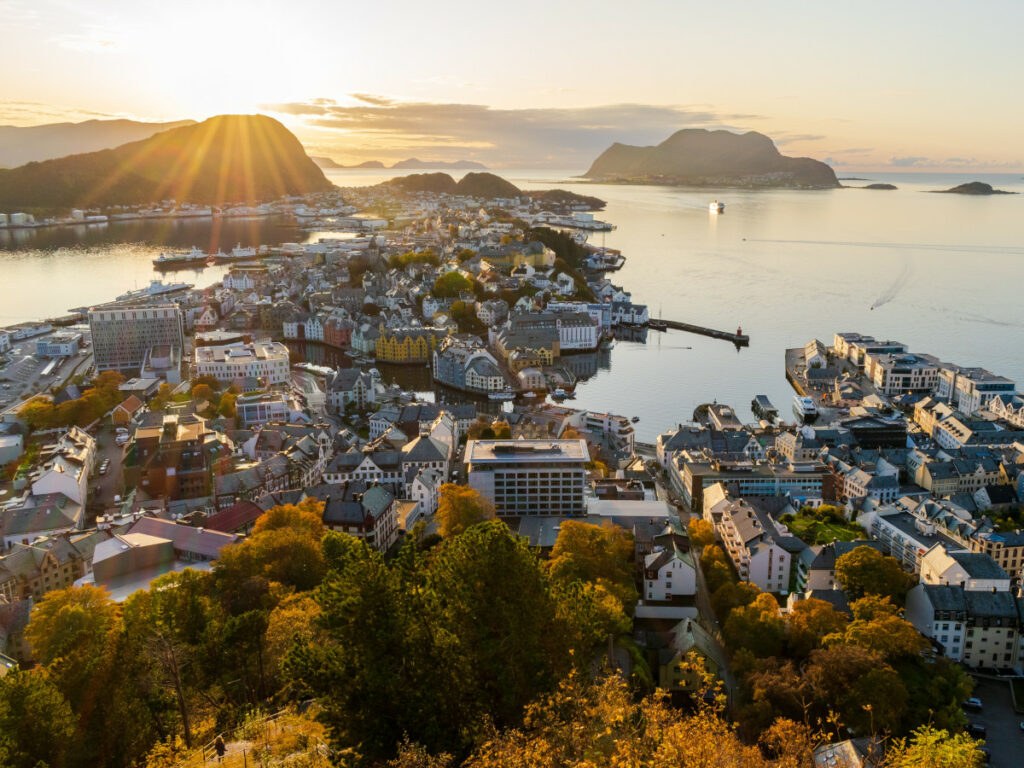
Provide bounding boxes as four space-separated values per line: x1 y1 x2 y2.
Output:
465 439 589 516
89 304 184 373
35 333 82 358
433 337 507 393
864 351 942 396
832 333 908 368
376 326 448 363
504 311 599 352
193 341 290 386
326 368 376 411
936 365 1017 416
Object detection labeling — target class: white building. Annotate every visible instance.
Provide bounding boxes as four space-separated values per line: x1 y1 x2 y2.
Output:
643 545 697 601
193 342 290 386
466 439 589 516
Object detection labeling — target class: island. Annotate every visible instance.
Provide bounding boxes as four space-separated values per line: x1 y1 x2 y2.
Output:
932 181 1016 195
584 128 838 189
0 114 331 209
311 157 385 169
390 158 487 170
862 183 897 190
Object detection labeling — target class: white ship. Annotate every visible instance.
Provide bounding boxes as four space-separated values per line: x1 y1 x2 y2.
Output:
117 279 193 301
709 200 725 214
793 395 819 424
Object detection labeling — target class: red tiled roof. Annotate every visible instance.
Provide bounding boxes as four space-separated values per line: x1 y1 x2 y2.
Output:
204 501 264 533
116 395 144 414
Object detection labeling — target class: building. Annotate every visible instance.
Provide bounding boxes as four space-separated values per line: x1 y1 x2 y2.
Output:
89 304 184 373
236 392 290 427
193 341 290 386
936 366 1016 416
643 544 696 602
833 333 908 368
326 368 376 411
864 352 942 396
706 488 795 593
376 326 448 363
308 481 399 552
504 311 600 352
123 414 232 501
433 337 507 393
35 332 82 358
466 439 589 516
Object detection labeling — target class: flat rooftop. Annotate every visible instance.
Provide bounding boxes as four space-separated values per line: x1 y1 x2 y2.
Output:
466 439 589 464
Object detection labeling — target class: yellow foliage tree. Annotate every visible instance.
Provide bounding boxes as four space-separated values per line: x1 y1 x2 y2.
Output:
436 483 496 537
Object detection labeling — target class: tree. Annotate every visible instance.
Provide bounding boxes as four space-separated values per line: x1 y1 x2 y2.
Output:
26 584 121 711
688 518 717 549
252 499 325 538
457 248 477 263
362 302 382 316
432 270 473 298
804 644 907 736
835 545 914 604
711 581 760 622
547 520 637 614
265 593 325 691
0 671 77 768
436 483 496 537
722 592 785 657
191 383 215 403
786 597 848 658
885 726 983 768
217 391 237 418
826 595 926 660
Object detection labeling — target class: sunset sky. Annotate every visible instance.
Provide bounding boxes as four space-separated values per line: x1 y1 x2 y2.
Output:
2 0 1022 170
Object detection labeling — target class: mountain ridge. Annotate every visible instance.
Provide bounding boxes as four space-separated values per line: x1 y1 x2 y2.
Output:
584 128 838 188
0 114 331 210
0 118 197 167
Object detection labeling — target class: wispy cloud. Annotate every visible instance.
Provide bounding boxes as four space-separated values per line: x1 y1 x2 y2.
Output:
0 100 120 126
890 156 930 167
263 98 769 167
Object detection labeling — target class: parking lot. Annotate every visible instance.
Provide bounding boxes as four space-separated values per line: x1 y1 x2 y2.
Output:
0 334 93 412
88 424 128 519
968 677 1021 767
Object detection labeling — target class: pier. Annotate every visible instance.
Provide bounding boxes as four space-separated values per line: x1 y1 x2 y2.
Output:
646 319 749 346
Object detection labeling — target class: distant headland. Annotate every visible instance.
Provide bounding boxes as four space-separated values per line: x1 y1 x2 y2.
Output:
583 128 838 189
931 181 1016 195
312 156 487 171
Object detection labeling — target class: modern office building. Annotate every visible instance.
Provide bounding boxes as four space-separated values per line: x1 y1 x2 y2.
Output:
89 305 184 373
193 341 290 385
465 439 589 516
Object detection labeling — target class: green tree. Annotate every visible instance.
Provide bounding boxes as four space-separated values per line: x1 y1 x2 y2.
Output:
885 725 983 768
217 391 237 418
0 671 77 768
835 545 914 604
432 270 473 298
722 592 785 657
436 483 496 537
711 580 760 622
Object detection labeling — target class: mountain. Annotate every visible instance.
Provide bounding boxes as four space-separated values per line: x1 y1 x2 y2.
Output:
0 118 196 167
391 158 487 170
863 183 897 190
0 114 332 210
311 157 385 169
453 172 520 198
387 173 458 194
933 181 1015 195
526 189 606 210
584 129 838 188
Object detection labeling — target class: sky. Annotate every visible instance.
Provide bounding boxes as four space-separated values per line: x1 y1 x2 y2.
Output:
1 0 1022 170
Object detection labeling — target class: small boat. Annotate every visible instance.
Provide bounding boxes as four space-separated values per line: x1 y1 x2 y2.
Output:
631 416 640 423
552 388 568 400
793 395 819 424
709 200 725 214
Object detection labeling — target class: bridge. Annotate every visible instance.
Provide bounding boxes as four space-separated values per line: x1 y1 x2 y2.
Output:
646 319 749 346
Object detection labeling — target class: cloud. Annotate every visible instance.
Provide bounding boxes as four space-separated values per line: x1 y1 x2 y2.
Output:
890 156 929 167
0 100 120 126
262 98 768 167
824 157 847 167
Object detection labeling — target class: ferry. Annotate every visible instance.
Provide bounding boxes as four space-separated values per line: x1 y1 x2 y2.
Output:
212 244 259 263
153 247 209 269
751 395 779 422
793 395 819 424
709 201 725 214
116 279 193 302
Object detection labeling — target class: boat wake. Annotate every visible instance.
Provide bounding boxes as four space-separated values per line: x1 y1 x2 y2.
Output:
870 260 912 310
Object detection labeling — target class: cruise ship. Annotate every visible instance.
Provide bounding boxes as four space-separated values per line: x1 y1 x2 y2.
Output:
709 201 725 214
116 279 193 302
153 246 209 269
792 395 819 424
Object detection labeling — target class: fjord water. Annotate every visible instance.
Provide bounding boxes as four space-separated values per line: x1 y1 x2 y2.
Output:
2 170 1022 440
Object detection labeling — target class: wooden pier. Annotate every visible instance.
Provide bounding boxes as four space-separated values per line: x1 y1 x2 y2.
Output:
646 319 749 346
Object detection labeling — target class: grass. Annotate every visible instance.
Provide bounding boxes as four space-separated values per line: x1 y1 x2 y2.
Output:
784 515 865 545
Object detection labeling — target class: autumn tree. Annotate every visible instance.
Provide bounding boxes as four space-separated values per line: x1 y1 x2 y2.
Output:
436 483 496 537
825 595 925 660
547 520 638 620
688 517 717 549
432 270 473 298
252 499 325 538
834 546 914 604
711 580 761 622
786 597 848 658
723 592 786 658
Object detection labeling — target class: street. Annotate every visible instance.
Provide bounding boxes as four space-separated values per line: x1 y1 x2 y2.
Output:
968 677 1021 768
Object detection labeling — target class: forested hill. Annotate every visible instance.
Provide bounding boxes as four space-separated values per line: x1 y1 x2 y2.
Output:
0 114 331 210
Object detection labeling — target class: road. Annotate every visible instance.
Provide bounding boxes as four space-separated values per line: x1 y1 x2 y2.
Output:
968 677 1021 768
89 424 127 519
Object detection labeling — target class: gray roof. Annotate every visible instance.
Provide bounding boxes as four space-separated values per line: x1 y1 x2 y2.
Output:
948 551 1010 580
401 435 448 463
921 584 967 613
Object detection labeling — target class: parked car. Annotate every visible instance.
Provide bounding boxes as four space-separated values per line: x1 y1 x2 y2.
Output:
967 723 986 738
964 698 983 712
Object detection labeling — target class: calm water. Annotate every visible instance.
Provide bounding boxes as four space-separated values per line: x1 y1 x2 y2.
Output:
3 169 1022 440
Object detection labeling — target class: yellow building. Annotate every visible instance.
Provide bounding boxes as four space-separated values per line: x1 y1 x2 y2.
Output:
507 347 555 372
376 327 448 363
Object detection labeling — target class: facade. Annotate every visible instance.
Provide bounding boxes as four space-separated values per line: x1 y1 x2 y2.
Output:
936 366 1016 416
313 481 399 552
35 333 82 358
433 337 506 393
466 439 589 516
89 304 184 372
707 491 794 593
376 326 448 363
643 545 697 601
326 368 376 411
236 393 290 427
193 342 290 385
505 311 600 352
864 352 942 396
124 414 231 501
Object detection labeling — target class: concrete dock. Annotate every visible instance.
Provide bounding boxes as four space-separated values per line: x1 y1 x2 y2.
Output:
647 319 749 346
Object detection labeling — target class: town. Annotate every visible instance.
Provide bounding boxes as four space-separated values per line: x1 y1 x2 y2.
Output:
2 180 1021 767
